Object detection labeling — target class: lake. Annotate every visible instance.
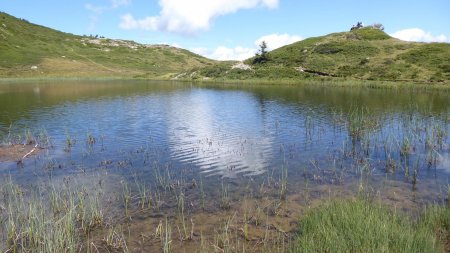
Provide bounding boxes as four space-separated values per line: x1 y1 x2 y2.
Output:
0 80 449 252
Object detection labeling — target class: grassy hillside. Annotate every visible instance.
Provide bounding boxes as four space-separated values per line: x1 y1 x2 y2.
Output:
1 12 449 82
0 12 214 78
193 28 450 82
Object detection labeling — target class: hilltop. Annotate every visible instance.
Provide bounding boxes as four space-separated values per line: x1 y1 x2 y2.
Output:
0 12 214 78
193 28 450 82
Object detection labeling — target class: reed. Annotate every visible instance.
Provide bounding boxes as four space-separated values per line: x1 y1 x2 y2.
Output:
121 181 131 216
102 225 129 252
0 178 106 252
279 165 288 201
163 218 172 253
220 181 231 210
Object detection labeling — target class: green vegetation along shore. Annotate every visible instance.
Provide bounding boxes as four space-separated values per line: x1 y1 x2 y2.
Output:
2 175 449 253
291 199 450 253
1 12 449 83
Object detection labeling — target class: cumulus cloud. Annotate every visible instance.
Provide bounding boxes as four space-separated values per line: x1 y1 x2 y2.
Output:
391 28 448 43
191 33 302 61
254 33 302 50
192 46 256 61
119 14 158 30
119 0 279 34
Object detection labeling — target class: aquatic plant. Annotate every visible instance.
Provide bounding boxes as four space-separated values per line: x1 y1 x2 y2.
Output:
279 165 288 201
220 181 231 210
0 178 105 253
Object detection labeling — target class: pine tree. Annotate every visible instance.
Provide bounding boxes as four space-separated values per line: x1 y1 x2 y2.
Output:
253 41 268 64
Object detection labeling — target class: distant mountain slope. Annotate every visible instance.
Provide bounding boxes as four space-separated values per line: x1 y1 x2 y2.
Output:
1 12 449 82
194 28 450 82
0 12 214 78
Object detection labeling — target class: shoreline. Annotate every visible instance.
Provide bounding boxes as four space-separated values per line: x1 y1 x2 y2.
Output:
1 76 449 90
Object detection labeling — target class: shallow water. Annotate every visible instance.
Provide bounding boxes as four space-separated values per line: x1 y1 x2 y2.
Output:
0 80 449 251
1 81 449 178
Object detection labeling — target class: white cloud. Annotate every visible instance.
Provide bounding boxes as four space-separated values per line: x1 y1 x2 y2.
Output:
119 0 279 34
255 33 302 51
119 14 158 30
192 46 256 61
391 28 448 43
191 32 302 61
190 47 210 56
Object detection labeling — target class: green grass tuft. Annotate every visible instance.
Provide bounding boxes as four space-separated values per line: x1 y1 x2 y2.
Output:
291 199 449 253
352 27 392 40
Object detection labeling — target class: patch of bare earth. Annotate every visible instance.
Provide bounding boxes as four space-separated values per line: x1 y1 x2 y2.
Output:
0 144 40 163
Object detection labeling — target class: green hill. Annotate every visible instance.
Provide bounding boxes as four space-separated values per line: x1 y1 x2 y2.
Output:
0 12 214 78
194 28 450 82
1 12 449 82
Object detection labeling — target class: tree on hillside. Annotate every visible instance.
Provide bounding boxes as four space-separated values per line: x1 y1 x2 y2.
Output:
253 41 268 64
350 21 364 31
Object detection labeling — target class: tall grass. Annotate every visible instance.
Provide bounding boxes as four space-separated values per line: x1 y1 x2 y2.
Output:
0 178 104 252
291 198 449 253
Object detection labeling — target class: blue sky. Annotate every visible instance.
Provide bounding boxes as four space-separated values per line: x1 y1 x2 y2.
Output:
2 0 449 60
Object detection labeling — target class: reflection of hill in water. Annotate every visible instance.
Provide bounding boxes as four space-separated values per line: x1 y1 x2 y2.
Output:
164 89 273 177
1 81 449 127
0 80 181 132
0 80 449 181
220 85 450 116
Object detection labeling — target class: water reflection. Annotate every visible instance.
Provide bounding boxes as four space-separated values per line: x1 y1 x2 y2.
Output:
0 80 449 183
165 89 273 177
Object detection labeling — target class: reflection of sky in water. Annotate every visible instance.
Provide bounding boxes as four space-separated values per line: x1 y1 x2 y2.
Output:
438 153 450 173
165 89 273 177
0 82 449 185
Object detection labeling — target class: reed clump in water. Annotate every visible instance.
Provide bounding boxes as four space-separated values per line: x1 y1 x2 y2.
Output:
0 178 105 253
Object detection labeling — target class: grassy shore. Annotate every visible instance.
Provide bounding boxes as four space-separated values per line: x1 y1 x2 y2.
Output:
291 199 450 253
1 75 450 92
2 178 448 252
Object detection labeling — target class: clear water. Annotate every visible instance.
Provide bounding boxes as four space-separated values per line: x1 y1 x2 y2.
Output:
0 80 449 198
1 80 450 251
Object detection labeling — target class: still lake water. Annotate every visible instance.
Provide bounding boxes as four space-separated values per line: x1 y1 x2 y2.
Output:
0 80 449 203
1 80 450 251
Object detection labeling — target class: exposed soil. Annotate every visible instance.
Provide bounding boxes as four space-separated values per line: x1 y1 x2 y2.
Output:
0 144 41 162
